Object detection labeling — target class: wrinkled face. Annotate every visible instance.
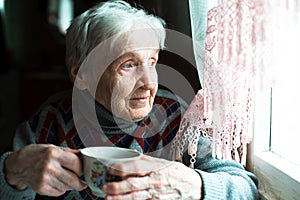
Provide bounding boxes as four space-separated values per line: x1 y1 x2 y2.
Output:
95 29 160 122
96 49 159 122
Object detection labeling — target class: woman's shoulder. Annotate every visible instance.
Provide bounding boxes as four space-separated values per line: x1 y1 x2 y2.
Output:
40 89 73 110
29 89 73 123
26 89 74 135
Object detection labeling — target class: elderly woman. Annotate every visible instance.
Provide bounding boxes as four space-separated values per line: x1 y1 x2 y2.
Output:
0 1 258 199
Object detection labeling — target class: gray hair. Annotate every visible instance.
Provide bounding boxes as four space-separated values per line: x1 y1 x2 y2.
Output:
65 0 166 70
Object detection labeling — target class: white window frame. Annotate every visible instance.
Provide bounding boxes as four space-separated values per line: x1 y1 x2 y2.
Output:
249 88 300 199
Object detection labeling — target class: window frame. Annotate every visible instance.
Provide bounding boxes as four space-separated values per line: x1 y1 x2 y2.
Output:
249 87 300 199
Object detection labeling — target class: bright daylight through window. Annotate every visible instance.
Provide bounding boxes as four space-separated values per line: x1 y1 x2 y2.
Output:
252 2 300 199
47 0 73 34
0 0 5 14
269 6 300 170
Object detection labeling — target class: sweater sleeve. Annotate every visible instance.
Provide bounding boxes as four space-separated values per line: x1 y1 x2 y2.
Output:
0 92 68 199
195 159 258 200
0 122 38 199
182 136 258 200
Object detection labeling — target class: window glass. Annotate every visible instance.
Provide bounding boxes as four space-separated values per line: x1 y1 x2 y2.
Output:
0 0 5 14
269 6 300 167
271 67 300 167
48 0 73 35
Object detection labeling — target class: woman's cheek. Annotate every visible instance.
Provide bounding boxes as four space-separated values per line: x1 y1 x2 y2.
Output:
113 77 136 98
121 74 137 91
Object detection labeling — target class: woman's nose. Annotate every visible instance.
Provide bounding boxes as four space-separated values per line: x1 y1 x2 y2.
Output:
138 67 158 89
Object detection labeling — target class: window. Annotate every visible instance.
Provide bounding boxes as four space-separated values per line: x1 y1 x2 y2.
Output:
271 86 300 169
251 87 300 199
47 0 74 34
250 2 300 199
0 0 5 14
270 25 300 169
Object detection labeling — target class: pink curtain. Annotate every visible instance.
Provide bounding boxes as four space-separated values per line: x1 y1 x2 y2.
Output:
203 0 264 164
171 0 265 166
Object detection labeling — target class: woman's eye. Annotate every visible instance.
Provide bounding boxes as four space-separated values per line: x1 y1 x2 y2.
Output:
123 63 133 69
150 61 156 66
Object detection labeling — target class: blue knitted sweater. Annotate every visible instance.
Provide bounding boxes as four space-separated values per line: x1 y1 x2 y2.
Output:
0 89 258 200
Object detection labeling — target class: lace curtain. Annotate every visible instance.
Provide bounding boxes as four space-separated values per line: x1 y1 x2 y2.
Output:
171 0 265 166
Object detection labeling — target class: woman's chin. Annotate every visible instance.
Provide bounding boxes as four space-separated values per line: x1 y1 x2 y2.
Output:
129 108 151 122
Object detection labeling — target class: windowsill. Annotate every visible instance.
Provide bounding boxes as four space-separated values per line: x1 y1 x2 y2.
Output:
257 151 300 183
252 151 300 200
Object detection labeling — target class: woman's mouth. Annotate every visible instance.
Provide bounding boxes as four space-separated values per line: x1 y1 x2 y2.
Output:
130 96 149 101
129 96 149 108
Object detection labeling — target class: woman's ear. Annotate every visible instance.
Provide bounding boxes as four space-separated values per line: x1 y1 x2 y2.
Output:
70 65 88 90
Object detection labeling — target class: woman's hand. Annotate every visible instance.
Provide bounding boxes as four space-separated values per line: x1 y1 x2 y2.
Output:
102 155 202 200
4 144 87 196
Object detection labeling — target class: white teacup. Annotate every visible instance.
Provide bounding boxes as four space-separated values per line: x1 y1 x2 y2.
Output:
80 146 141 197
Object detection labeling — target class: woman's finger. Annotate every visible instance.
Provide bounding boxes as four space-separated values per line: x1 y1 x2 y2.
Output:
57 148 83 176
37 186 65 197
55 167 87 191
34 177 67 197
102 175 170 195
103 176 150 194
109 159 150 177
104 187 182 200
109 155 172 177
105 190 152 200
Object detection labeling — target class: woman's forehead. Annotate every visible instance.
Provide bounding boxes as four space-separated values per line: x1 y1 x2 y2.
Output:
114 28 160 53
109 49 159 68
79 28 160 73
119 49 159 59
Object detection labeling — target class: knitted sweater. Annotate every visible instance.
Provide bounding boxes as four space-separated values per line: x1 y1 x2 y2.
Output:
0 89 258 200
